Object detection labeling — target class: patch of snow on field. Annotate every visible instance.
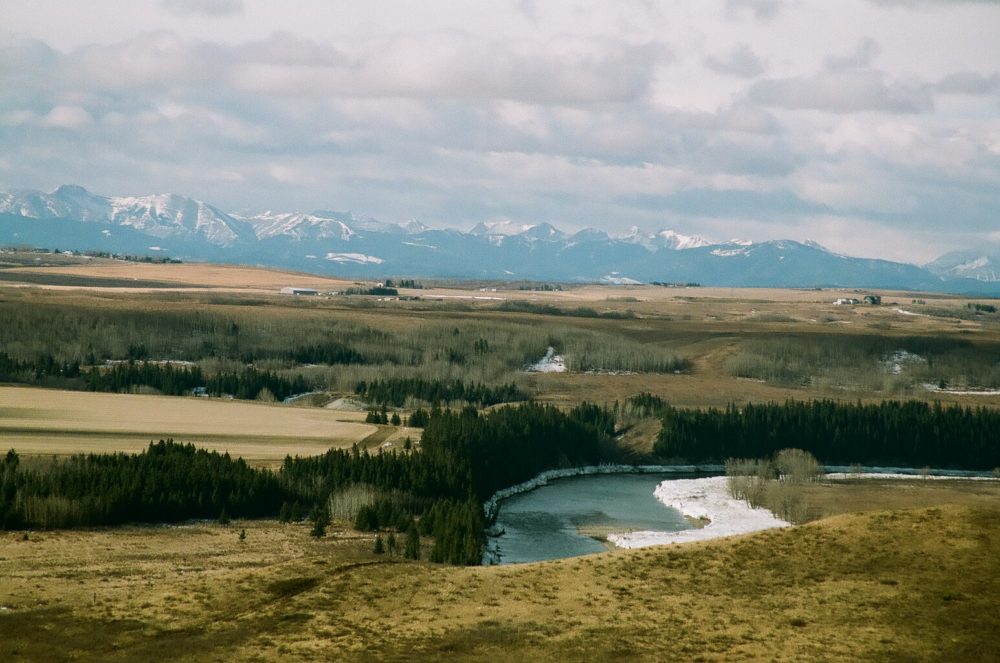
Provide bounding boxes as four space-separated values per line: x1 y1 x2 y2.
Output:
922 384 1000 395
608 476 790 549
882 349 925 375
528 346 566 373
894 308 925 317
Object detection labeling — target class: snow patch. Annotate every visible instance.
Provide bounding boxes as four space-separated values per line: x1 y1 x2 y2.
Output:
324 252 384 265
527 346 566 373
608 476 790 548
599 273 642 285
882 350 926 375
712 247 750 257
923 384 1000 395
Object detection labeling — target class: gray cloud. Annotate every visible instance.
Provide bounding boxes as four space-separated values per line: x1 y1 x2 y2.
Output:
161 0 244 16
705 44 765 78
725 0 785 20
936 71 1000 94
746 69 933 113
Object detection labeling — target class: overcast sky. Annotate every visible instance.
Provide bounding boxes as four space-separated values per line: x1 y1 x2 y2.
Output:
2 0 999 262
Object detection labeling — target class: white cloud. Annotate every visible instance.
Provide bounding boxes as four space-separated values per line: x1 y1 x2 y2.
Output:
42 105 93 129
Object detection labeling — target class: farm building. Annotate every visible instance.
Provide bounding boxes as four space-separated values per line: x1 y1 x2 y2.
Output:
280 287 319 296
864 295 882 305
833 298 860 305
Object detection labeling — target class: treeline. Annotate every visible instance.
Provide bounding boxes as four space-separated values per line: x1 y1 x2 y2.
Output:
384 278 423 289
344 286 398 296
498 300 636 320
655 399 1000 470
355 378 528 407
81 362 308 401
286 343 366 365
0 352 82 382
0 441 282 530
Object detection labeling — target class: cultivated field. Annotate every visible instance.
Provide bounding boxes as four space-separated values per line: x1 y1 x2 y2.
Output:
0 386 390 466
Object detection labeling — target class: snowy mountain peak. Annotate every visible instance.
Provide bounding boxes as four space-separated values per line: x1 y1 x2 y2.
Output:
402 219 429 234
655 229 711 250
926 249 1000 282
470 220 536 237
614 227 710 251
520 222 566 241
243 211 355 242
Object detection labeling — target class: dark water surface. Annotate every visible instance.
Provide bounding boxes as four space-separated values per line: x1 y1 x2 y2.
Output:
487 472 694 564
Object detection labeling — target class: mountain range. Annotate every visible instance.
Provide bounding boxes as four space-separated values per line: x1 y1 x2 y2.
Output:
1 185 998 294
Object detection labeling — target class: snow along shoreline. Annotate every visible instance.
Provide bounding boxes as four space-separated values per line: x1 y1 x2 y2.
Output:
485 465 1000 554
608 476 790 549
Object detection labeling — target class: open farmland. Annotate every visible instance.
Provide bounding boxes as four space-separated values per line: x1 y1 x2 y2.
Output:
0 386 387 466
2 259 1000 463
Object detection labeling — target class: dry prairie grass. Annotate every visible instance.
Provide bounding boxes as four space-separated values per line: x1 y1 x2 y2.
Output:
1 492 997 661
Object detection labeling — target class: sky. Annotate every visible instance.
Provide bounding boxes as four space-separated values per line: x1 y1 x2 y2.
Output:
1 0 999 263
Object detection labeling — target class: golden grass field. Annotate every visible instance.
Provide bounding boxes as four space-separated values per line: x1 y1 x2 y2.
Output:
0 386 389 466
1 480 998 661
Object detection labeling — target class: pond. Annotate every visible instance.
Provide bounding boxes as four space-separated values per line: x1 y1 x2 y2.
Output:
486 472 700 564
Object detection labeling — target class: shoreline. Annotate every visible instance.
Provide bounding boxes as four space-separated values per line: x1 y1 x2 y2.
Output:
482 463 724 522
608 476 791 549
485 465 1000 561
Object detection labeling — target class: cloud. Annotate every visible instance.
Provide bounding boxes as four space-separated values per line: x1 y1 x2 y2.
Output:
725 0 785 20
27 31 662 106
746 69 933 113
704 44 765 78
43 105 93 129
936 71 1000 95
868 0 1000 7
160 0 244 16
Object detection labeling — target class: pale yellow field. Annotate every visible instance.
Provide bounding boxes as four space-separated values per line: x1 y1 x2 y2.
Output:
3 260 356 292
0 386 379 465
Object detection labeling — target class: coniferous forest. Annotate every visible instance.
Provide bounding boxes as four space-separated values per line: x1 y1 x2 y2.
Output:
655 399 1000 470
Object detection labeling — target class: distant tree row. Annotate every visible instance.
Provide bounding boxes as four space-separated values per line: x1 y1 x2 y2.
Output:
355 378 528 408
654 399 1000 470
344 286 398 296
383 278 423 289
82 362 309 401
0 441 282 530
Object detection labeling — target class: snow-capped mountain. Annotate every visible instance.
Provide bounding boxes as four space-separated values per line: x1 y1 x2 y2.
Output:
2 185 997 293
0 185 253 247
926 250 1000 282
614 226 711 251
240 211 355 242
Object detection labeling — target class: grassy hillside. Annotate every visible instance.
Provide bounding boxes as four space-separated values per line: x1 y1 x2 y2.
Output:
1 499 997 661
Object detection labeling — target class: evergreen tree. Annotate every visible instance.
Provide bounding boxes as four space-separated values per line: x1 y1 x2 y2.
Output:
404 521 421 560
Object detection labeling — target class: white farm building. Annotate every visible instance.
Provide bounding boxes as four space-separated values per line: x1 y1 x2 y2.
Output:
280 287 319 296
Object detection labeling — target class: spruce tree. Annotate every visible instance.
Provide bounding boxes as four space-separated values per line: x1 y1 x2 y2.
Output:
404 521 421 560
